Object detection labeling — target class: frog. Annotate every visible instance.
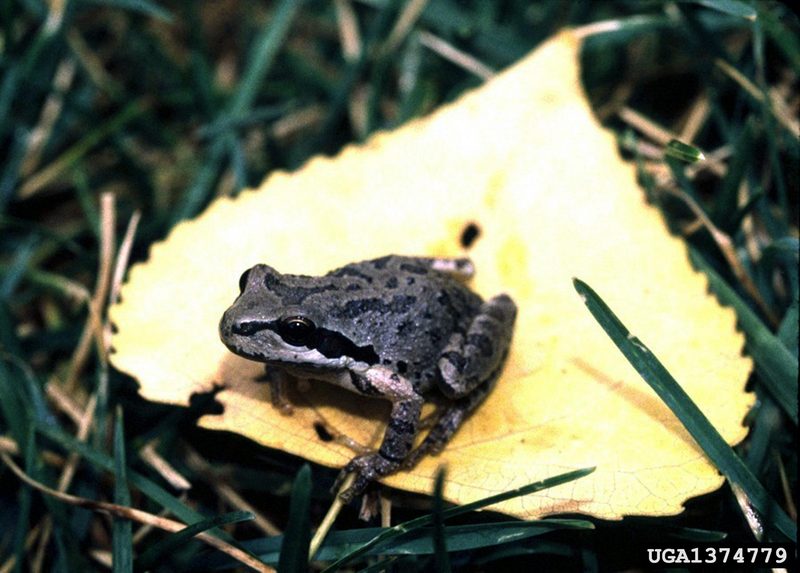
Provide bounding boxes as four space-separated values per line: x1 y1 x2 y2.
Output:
218 255 517 503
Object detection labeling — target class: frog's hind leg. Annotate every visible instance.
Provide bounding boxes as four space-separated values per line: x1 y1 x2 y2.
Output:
404 293 516 467
437 293 517 399
403 378 494 469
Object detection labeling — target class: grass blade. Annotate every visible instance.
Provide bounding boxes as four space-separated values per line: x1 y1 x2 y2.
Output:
431 468 451 573
17 100 147 199
197 519 593 567
665 139 706 163
0 359 29 445
13 426 36 572
690 249 798 424
689 0 757 20
573 277 796 541
278 464 312 573
229 0 301 116
81 0 173 22
777 302 798 358
0 127 27 209
319 466 594 571
36 423 241 545
171 0 301 224
135 510 255 571
113 407 133 573
759 5 800 75
713 118 755 227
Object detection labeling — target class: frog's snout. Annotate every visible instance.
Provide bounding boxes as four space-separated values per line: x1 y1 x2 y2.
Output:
219 309 233 343
219 304 271 347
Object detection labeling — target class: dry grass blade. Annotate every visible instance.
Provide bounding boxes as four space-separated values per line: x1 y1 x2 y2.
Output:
0 452 275 573
334 0 361 61
0 435 20 454
87 549 112 569
661 186 779 326
140 441 192 492
775 452 797 521
309 473 355 560
0 436 63 466
380 493 392 528
183 447 281 536
216 483 281 537
382 0 429 56
55 393 97 491
132 499 184 545
418 31 495 80
730 482 764 541
109 210 141 307
64 192 115 390
31 393 98 572
20 59 76 177
0 522 42 573
686 144 731 179
619 106 675 145
679 92 710 143
41 0 65 34
270 105 325 141
44 382 84 425
18 101 146 198
573 15 660 39
4 528 44 573
66 29 123 95
620 106 726 177
715 58 799 136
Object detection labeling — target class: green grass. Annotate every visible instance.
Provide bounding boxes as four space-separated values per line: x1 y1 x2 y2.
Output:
1 1 797 571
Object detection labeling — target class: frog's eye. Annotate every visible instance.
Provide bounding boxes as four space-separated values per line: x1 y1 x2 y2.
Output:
278 316 317 347
238 269 252 293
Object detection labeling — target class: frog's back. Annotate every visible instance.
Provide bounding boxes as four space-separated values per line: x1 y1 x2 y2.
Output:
325 256 483 392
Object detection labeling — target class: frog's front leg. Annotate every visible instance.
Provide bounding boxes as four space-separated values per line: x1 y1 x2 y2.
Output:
337 366 423 503
262 367 294 415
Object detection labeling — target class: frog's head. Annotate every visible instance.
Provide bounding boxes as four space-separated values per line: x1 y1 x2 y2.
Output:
219 264 323 363
219 264 378 368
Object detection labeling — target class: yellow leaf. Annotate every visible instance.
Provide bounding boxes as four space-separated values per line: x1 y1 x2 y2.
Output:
110 30 752 520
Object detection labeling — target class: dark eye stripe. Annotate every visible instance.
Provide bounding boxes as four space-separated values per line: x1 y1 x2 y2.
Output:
261 320 379 365
312 328 379 365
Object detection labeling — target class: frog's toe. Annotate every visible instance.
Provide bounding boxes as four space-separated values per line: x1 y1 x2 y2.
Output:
339 474 372 504
275 402 293 415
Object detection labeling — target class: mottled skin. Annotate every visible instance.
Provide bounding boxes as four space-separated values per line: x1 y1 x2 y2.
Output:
219 255 517 502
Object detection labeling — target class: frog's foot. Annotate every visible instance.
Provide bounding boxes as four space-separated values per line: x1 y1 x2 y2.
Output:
336 453 400 504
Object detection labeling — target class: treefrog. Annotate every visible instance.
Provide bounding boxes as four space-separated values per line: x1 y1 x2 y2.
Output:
219 255 517 502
